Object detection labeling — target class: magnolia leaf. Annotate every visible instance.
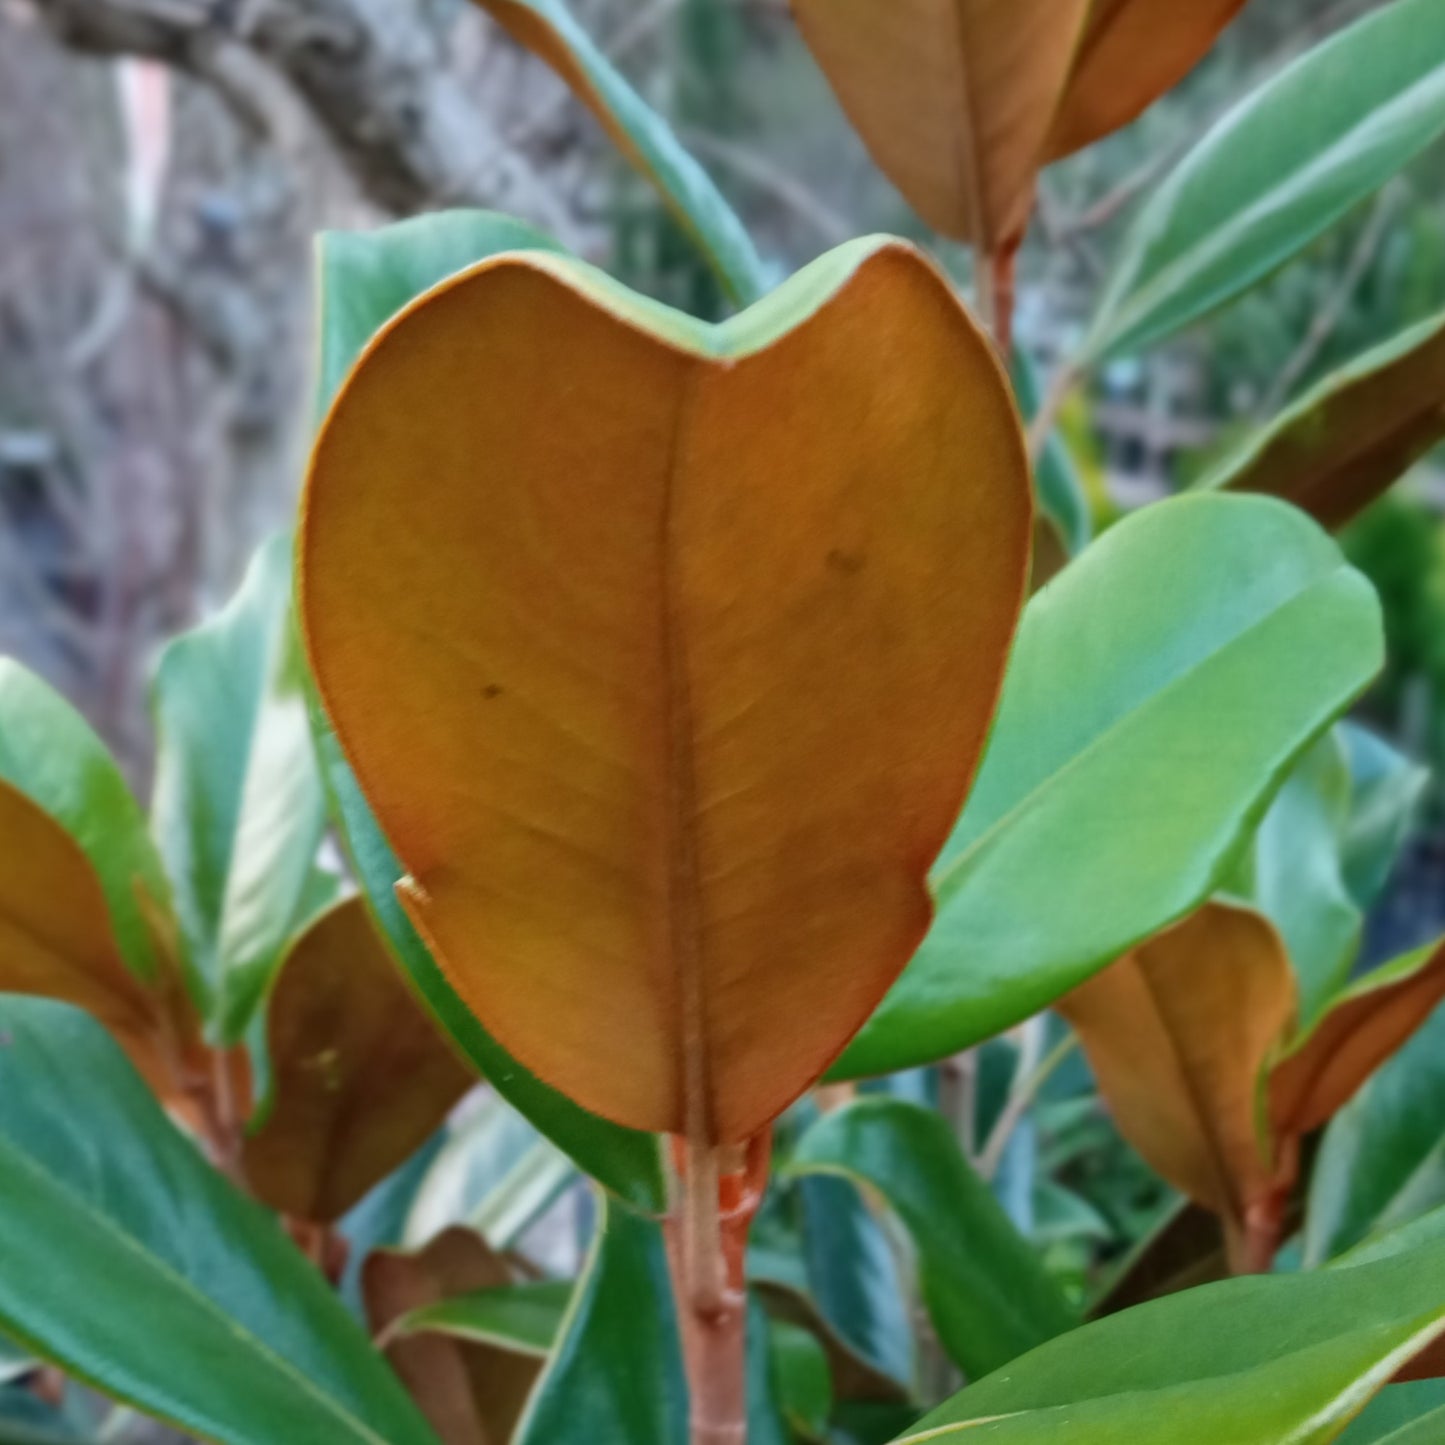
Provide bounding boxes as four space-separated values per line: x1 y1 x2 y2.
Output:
894 1239 1445 1443
398 1283 572 1358
1060 902 1296 1247
836 493 1382 1079
152 533 326 1040
241 898 475 1223
1043 0 1249 161
0 779 169 1092
1270 936 1445 1142
791 1098 1077 1379
791 0 1091 250
1201 307 1445 531
301 238 1031 1143
0 661 172 988
468 0 764 305
364 1228 543 1445
318 211 566 416
1084 0 1445 360
768 1319 832 1441
0 999 440 1445
1339 723 1427 914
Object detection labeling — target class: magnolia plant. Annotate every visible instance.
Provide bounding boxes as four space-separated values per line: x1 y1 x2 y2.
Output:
7 3 1445 1445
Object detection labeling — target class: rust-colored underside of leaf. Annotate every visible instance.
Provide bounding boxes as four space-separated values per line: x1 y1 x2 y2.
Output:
301 245 1030 1143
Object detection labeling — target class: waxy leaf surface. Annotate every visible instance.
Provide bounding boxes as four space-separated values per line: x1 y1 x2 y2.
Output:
242 897 475 1222
836 493 1382 1078
0 999 440 1445
1085 0 1445 360
469 0 764 304
1044 0 1249 161
791 0 1089 249
302 238 1031 1143
791 1098 1077 1380
894 1237 1445 1443
1202 308 1445 531
151 533 325 1038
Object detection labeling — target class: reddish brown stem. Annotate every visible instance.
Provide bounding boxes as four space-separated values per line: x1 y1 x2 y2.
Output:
666 1131 771 1445
1229 1190 1288 1276
986 244 1019 362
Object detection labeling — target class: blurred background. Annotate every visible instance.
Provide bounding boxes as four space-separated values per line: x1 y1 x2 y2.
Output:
4 0 1445 1399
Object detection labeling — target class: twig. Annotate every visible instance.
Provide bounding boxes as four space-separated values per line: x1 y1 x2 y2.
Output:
977 1028 1079 1181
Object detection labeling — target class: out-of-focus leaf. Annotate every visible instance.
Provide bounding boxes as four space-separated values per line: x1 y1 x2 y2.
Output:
1060 902 1295 1261
1339 722 1427 914
1243 729 1359 1025
365 1228 544 1445
1089 1201 1228 1318
399 1282 572 1357
1014 352 1091 558
1271 935 1445 1140
1202 308 1445 531
768 1319 832 1441
837 493 1382 1078
1084 0 1445 360
151 533 325 1039
1306 1004 1445 1265
301 238 1031 1143
791 1098 1077 1379
241 898 474 1222
1043 0 1249 161
791 0 1090 250
895 1239 1445 1443
0 661 172 987
310 695 666 1212
468 0 764 304
0 998 440 1445
515 1196 686 1445
317 211 566 415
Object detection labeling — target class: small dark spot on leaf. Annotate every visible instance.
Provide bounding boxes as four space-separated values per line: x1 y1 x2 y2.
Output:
483 683 504 700
826 548 865 576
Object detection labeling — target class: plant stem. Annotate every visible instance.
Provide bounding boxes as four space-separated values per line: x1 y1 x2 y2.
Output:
986 244 1019 361
667 1131 771 1445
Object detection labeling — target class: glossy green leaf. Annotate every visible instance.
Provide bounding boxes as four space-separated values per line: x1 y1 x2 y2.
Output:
896 1238 1445 1442
308 694 666 1212
1084 0 1445 360
1201 307 1445 530
0 998 440 1445
791 1098 1077 1380
515 1195 685 1445
0 662 171 986
317 211 566 415
399 1282 572 1357
1340 722 1427 914
838 493 1382 1077
1369 1406 1445 1443
468 0 765 306
1306 1002 1445 1265
151 533 325 1038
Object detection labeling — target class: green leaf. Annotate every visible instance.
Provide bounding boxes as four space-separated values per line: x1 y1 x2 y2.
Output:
397 1281 573 1356
768 1319 832 1441
309 693 666 1213
1244 727 1361 1024
1370 1406 1445 1443
0 998 440 1445
1339 722 1427 914
1200 306 1445 530
837 493 1382 1077
1084 0 1445 360
515 1195 686 1445
895 1238 1445 1442
1014 352 1091 556
0 662 171 986
1306 1003 1445 1265
468 0 766 306
791 1099 1078 1380
317 211 567 415
151 534 325 1038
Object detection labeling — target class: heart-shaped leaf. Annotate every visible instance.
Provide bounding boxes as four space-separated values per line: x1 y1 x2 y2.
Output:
836 492 1382 1079
151 533 326 1039
301 237 1032 1144
1084 0 1445 360
0 998 440 1445
790 1098 1078 1380
893 1236 1445 1443
468 0 764 305
241 897 475 1223
1201 307 1445 531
